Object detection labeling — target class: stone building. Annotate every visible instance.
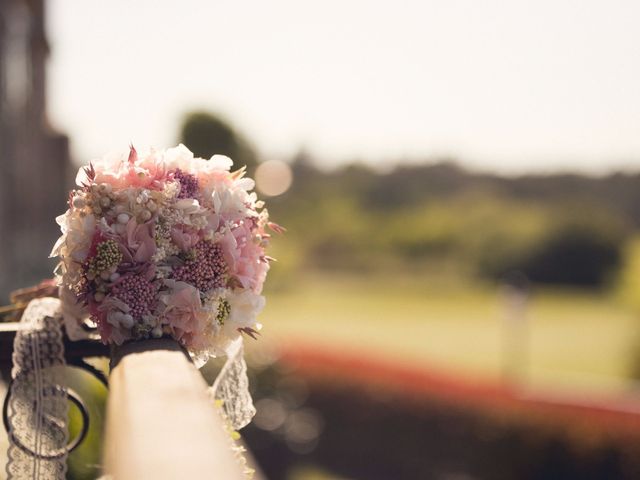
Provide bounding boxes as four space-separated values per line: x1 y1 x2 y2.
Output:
0 0 72 302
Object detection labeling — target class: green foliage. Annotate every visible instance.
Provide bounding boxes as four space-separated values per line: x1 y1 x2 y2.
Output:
475 205 627 286
178 111 257 171
269 161 632 288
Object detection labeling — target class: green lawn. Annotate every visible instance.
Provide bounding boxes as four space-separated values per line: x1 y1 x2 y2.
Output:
257 273 640 394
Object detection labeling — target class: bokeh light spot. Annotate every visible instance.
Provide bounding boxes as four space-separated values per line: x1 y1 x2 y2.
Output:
255 160 293 197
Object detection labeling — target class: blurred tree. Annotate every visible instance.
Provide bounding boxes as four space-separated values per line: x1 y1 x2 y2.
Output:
178 111 258 171
477 212 627 287
519 223 623 287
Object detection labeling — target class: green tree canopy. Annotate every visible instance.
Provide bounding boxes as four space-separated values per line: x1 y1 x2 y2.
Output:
178 111 257 171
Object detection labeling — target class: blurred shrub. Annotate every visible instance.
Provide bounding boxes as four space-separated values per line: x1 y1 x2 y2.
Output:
477 209 628 287
517 223 623 286
179 111 257 171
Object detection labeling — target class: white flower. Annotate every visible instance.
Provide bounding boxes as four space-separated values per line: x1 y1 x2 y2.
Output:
211 186 254 224
235 177 255 192
175 198 203 215
208 154 233 171
164 143 193 167
58 286 90 341
50 209 96 263
226 289 265 334
196 288 264 357
174 198 209 227
75 150 128 187
49 214 69 258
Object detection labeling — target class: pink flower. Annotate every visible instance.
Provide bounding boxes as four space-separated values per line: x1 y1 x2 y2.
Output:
197 163 234 192
92 300 131 346
160 280 208 349
205 212 221 233
170 225 200 251
137 149 169 189
221 222 269 293
76 146 168 191
126 219 157 263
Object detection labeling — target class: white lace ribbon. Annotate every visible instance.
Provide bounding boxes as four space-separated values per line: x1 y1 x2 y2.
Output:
210 338 256 430
6 298 68 480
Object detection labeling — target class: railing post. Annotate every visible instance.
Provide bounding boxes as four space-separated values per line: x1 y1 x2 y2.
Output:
104 340 246 479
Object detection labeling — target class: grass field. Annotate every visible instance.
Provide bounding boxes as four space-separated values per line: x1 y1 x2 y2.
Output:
257 273 640 395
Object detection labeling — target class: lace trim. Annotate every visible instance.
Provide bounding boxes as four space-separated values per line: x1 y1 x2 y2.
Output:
6 298 68 480
210 338 256 431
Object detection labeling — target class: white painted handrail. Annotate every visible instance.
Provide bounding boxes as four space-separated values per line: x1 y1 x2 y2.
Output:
103 342 246 480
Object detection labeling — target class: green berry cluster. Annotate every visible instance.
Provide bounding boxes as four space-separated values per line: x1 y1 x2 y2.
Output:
132 323 153 340
154 219 171 242
216 299 231 326
87 240 122 276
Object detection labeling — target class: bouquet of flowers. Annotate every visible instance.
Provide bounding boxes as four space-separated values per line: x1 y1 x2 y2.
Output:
51 144 280 359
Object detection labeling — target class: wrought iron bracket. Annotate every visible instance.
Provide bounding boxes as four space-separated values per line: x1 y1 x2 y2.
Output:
0 321 110 457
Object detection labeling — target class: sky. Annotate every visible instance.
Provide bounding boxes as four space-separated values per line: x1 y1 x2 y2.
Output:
47 0 640 173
